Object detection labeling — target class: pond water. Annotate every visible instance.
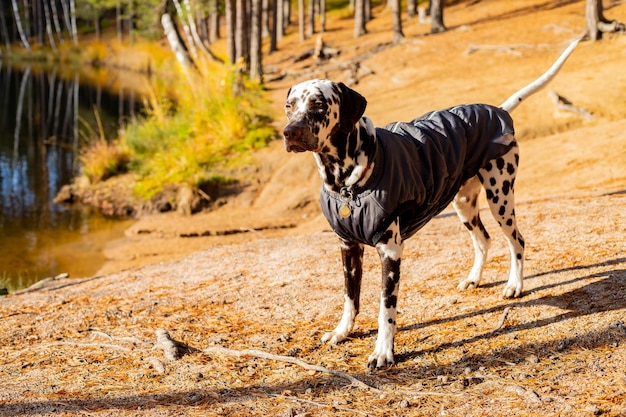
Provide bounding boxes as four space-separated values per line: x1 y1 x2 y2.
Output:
0 63 143 291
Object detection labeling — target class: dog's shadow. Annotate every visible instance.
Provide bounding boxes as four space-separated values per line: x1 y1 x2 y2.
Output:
342 257 626 363
392 257 626 363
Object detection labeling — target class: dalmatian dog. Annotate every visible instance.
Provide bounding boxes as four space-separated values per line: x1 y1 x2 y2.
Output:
283 40 579 368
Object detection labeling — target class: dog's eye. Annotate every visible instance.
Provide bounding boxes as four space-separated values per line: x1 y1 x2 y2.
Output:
284 103 293 112
311 100 325 110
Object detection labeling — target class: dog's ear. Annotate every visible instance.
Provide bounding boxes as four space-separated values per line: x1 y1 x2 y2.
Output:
338 82 367 132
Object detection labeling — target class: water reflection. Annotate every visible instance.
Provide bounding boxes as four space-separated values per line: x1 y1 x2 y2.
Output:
0 62 140 290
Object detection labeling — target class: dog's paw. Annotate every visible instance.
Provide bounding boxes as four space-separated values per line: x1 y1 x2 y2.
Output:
502 283 522 298
321 330 347 345
457 279 478 292
367 349 395 369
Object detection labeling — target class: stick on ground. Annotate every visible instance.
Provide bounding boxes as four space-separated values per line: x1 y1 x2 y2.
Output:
205 345 379 391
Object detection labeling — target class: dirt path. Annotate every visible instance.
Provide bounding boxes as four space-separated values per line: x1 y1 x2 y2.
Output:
1 1 626 416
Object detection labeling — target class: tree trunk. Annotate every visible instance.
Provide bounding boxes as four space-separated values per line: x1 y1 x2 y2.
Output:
586 0 626 41
430 0 446 33
354 0 366 37
235 0 249 67
172 0 198 60
270 0 278 53
183 0 222 62
390 0 404 43
277 0 284 41
586 0 601 41
319 0 326 33
161 13 193 70
307 0 315 38
11 0 31 50
249 0 263 82
43 0 57 50
226 0 236 64
50 0 64 43
209 0 219 43
298 0 305 42
69 0 78 45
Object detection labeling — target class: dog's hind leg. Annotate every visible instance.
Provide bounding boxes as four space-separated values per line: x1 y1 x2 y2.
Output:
322 240 364 345
369 218 403 369
479 145 525 298
453 176 492 291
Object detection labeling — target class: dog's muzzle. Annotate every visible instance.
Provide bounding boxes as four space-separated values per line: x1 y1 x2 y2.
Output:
283 123 309 153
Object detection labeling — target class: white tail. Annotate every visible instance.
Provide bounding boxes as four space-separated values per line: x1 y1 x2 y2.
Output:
500 38 581 113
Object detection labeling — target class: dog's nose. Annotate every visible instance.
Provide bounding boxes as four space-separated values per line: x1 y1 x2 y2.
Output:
283 124 302 141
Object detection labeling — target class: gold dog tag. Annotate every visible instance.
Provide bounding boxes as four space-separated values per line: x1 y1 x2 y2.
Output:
339 205 351 218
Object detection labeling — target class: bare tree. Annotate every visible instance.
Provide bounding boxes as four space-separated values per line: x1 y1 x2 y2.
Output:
270 0 278 53
235 0 249 66
354 0 366 37
390 0 403 43
249 0 263 82
298 0 305 42
430 0 446 34
43 0 57 51
586 0 625 41
225 0 235 63
208 0 219 43
11 0 32 50
161 13 193 70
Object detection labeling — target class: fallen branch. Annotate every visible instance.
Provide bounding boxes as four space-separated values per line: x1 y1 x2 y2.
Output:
548 90 593 120
205 345 379 391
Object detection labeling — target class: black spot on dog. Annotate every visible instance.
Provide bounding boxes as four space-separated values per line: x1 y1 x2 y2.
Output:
486 189 494 200
490 177 496 186
385 295 397 309
496 158 505 171
485 162 493 172
517 253 522 260
507 163 515 175
499 205 506 216
463 221 473 231
506 219 513 226
502 180 511 195
493 195 499 204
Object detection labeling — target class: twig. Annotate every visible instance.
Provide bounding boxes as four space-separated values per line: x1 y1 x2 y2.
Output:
204 345 379 391
495 307 511 331
505 384 542 403
271 394 373 416
548 90 594 120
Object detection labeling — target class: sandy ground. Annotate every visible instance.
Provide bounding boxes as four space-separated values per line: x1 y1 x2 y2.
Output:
1 1 626 416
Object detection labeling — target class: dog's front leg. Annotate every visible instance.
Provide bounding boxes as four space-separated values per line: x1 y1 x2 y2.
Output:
368 219 403 369
322 239 364 345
